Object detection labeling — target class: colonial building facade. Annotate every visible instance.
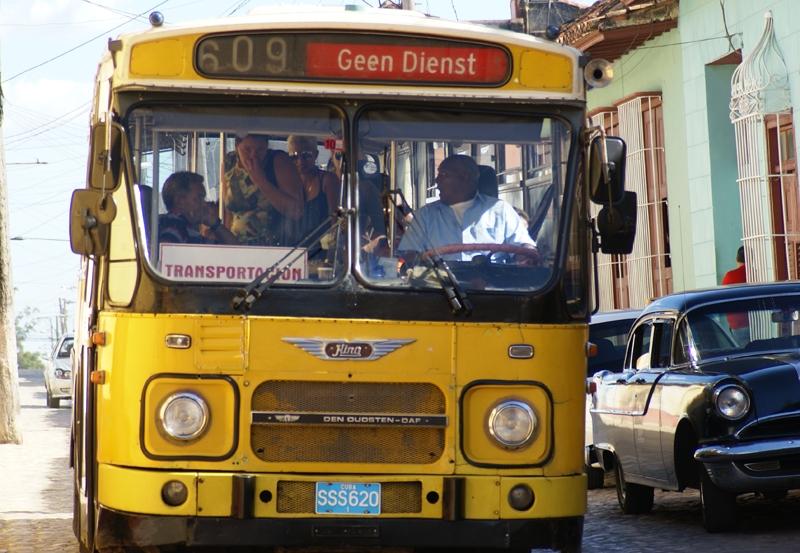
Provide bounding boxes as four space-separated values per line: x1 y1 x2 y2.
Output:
559 0 800 309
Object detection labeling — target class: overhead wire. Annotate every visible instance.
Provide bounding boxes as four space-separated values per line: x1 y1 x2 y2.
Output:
3 102 90 141
2 0 170 83
79 0 148 20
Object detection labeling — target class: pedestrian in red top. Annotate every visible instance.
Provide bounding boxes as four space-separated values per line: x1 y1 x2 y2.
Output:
722 246 746 285
722 246 748 339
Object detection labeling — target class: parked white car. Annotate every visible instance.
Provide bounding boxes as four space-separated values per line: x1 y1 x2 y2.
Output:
44 334 73 408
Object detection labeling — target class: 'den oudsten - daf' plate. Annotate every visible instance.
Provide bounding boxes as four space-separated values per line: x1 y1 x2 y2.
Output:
315 482 381 515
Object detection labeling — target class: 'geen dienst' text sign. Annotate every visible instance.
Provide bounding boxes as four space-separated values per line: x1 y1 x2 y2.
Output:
195 32 511 86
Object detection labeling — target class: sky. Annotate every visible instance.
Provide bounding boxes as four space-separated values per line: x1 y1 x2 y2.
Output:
1 0 592 355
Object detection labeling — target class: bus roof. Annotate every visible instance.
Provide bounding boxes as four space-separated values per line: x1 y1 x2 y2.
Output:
99 6 584 103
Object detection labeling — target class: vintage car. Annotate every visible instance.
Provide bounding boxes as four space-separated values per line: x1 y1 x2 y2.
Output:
589 282 800 532
44 334 73 408
585 310 639 488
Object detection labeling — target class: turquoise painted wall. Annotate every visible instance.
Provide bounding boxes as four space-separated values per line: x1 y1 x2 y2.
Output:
705 64 742 282
679 0 800 283
588 0 800 292
587 28 694 291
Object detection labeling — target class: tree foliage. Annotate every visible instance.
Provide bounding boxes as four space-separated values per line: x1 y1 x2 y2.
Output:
15 307 45 370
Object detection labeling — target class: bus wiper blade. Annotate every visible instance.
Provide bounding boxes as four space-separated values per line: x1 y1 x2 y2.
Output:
421 251 473 317
389 194 471 316
232 209 346 311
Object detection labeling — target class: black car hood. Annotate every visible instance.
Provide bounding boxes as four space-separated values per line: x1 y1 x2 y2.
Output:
699 352 800 418
697 352 800 377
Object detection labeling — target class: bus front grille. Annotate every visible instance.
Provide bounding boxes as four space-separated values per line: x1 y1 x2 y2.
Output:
250 381 446 464
276 481 422 514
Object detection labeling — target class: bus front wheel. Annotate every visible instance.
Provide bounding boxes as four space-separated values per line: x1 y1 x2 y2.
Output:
550 516 583 553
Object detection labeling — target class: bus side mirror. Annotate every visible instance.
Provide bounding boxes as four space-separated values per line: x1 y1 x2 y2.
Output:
89 122 123 191
596 191 637 254
589 135 626 204
69 189 114 256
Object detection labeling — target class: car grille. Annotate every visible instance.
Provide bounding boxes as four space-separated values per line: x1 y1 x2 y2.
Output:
276 480 422 513
250 381 446 464
738 415 800 440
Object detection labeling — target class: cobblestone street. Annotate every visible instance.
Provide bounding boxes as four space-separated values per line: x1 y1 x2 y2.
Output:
3 369 800 552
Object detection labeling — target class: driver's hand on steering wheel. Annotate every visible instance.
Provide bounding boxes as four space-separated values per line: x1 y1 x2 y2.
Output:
516 244 539 266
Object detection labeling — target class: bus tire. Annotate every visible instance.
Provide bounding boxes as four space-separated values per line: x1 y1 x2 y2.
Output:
552 516 583 553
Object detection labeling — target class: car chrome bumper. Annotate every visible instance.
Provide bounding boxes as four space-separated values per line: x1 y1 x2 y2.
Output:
695 437 800 493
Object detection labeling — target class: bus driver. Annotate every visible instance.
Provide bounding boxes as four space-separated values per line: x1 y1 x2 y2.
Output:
398 154 536 263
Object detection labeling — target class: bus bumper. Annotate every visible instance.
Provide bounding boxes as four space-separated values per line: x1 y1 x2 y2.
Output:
95 464 585 550
95 507 583 550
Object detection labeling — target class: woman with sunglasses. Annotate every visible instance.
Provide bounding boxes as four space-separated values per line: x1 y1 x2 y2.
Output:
287 135 340 242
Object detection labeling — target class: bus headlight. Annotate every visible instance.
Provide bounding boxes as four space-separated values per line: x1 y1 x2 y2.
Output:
158 392 209 441
488 400 536 449
714 384 750 420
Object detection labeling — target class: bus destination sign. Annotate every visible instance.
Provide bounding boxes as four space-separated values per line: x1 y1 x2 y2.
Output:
195 32 511 86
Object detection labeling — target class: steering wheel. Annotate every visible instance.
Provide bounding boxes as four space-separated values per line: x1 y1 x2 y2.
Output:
421 243 540 265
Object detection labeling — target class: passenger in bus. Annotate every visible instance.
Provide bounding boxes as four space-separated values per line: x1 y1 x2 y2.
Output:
397 154 536 262
158 171 238 245
223 135 304 247
287 135 339 237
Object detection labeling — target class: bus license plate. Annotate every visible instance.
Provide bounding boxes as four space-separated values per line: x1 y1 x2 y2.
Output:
315 482 381 515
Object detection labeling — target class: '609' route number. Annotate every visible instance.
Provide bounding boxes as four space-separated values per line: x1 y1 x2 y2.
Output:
315 482 381 515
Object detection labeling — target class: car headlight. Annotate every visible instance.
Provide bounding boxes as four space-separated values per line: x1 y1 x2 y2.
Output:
158 392 209 441
488 400 537 449
714 384 750 420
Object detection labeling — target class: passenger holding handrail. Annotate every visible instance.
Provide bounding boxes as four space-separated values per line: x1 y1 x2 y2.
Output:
224 134 304 246
398 154 536 263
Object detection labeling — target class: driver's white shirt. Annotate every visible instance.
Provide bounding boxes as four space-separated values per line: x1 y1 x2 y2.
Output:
398 192 535 261
449 197 475 226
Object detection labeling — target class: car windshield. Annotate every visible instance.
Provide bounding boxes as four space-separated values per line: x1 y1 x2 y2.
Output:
128 104 345 285
57 338 73 358
355 108 570 293
680 295 800 362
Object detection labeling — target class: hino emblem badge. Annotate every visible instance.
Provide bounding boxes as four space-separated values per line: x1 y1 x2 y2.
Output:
283 338 415 360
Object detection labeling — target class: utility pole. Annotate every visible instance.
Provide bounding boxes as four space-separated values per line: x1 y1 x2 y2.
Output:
401 0 414 9
0 65 22 444
58 297 69 336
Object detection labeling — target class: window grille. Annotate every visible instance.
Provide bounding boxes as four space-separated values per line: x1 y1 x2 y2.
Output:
730 11 795 283
591 94 672 311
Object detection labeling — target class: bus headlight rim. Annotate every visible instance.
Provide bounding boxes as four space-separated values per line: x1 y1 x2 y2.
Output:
487 400 537 449
158 391 210 442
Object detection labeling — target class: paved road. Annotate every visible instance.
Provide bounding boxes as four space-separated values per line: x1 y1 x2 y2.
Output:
582 477 800 552
3 369 800 552
0 369 77 553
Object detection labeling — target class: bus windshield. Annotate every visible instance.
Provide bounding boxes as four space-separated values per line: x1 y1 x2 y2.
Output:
129 104 345 286
127 103 571 294
356 108 570 293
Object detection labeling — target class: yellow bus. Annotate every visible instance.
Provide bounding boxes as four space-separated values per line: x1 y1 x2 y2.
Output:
69 6 633 553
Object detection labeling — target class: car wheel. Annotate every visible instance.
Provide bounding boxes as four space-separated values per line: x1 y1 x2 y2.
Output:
699 466 737 533
587 465 605 490
614 459 653 514
47 392 60 409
